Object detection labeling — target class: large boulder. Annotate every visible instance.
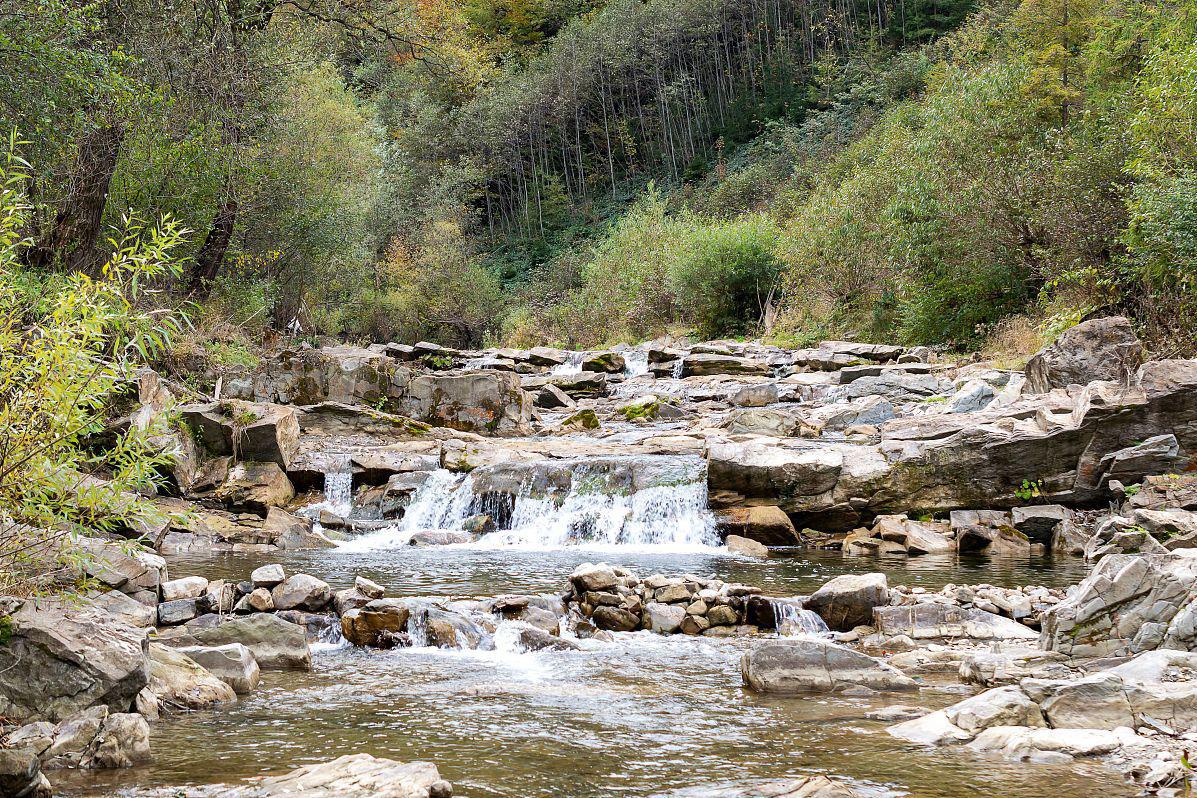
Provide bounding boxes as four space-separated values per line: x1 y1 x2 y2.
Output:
146 643 237 710
214 753 451 798
805 573 889 631
400 372 532 435
1025 316 1144 394
1041 551 1197 657
873 604 1037 642
180 401 300 467
0 601 148 723
174 644 261 695
681 354 771 377
742 639 916 694
341 599 412 648
271 574 332 611
215 461 295 512
715 506 799 546
0 749 51 798
161 614 311 670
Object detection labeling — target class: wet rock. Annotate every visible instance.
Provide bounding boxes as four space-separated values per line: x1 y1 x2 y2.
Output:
720 408 809 437
968 726 1133 761
644 602 687 633
271 574 332 611
341 599 412 648
512 627 580 652
706 605 739 626
668 774 864 797
725 534 768 558
806 573 889 631
0 749 51 798
942 686 1046 734
886 709 974 745
556 408 601 432
174 644 261 695
681 354 771 377
157 597 204 626
216 461 295 513
715 506 799 546
870 515 952 555
41 706 109 768
534 383 576 409
1024 316 1144 394
592 606 640 632
409 530 473 546
742 639 917 694
163 613 311 670
213 753 449 798
570 563 619 593
146 643 237 711
268 508 337 550
0 601 149 723
582 351 625 373
680 615 711 635
950 510 1030 555
180 400 300 468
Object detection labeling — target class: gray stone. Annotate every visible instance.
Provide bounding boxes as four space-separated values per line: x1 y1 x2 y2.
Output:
805 573 888 632
146 643 237 711
165 614 311 670
1025 316 1144 393
175 644 260 695
643 602 686 634
251 564 286 588
271 573 332 611
212 753 449 798
742 638 917 694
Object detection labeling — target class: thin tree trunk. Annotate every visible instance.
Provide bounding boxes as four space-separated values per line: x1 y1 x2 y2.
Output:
188 195 238 295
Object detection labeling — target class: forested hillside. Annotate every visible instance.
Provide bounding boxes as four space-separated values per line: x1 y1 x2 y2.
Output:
5 0 1197 360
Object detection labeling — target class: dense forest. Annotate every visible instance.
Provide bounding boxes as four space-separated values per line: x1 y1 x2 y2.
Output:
5 0 1197 363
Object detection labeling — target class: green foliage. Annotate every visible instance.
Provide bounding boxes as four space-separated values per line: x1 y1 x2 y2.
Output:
0 139 187 595
1015 479 1045 501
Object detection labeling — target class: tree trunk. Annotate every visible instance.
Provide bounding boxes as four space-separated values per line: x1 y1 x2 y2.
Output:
28 124 124 273
187 196 238 295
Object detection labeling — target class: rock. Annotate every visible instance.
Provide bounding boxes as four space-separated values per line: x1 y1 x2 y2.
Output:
671 774 865 798
341 600 412 648
946 379 996 413
873 604 1038 642
333 588 373 616
842 371 944 401
269 508 337 550
216 461 295 512
4 722 56 757
161 575 209 602
1040 552 1197 657
1010 505 1071 545
157 597 202 625
725 534 768 558
805 573 888 632
951 510 1029 555
251 564 286 588
512 627 581 652
681 354 771 377
871 515 952 555
247 587 275 612
169 614 311 670
0 749 51 798
0 601 149 723
42 706 108 768
643 602 686 634
75 536 166 595
409 530 472 546
534 383 576 409
1024 316 1144 393
715 506 799 546
707 605 739 626
271 574 332 611
732 383 779 407
742 639 917 694
942 686 1046 734
556 408 601 432
592 606 640 632
582 351 625 373
720 408 809 437
81 712 151 768
570 563 619 593
401 371 532 435
181 400 301 467
146 643 237 711
213 753 449 798
355 576 385 599
887 710 974 745
174 644 261 694
968 726 1127 760
680 615 711 635
807 395 895 431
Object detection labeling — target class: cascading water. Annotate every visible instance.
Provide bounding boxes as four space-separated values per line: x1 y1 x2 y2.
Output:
770 599 830 637
623 349 650 377
339 455 723 551
551 351 586 376
300 455 354 523
671 356 685 379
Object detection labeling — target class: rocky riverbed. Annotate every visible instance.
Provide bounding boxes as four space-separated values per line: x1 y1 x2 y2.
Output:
6 316 1197 797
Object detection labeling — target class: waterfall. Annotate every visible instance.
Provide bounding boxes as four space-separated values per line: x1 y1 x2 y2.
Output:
771 599 830 637
322 470 354 517
671 357 685 379
339 456 722 551
406 609 429 647
551 351 585 376
623 349 650 377
310 620 350 653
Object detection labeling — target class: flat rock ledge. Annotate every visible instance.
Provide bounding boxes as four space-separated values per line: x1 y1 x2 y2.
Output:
214 754 452 798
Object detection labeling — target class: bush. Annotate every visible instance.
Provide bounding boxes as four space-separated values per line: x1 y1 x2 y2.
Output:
0 141 188 595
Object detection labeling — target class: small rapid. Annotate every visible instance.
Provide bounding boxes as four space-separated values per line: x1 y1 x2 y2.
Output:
338 455 722 552
769 599 831 637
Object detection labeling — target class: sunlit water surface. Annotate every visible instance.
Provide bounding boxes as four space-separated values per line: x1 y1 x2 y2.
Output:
56 547 1121 798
